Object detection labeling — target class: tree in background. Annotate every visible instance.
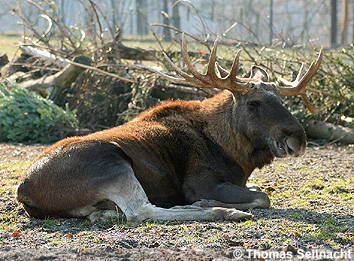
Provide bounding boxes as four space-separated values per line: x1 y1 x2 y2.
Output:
340 0 349 44
162 0 171 41
136 0 148 36
330 0 338 48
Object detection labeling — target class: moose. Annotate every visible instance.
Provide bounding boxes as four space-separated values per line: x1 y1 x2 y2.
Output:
17 36 322 222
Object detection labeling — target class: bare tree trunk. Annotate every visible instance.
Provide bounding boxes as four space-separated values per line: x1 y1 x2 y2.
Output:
172 3 180 29
20 55 91 97
340 0 349 44
59 0 65 25
255 12 260 37
162 0 171 41
330 0 338 47
302 1 309 45
111 0 117 30
210 0 215 21
239 8 244 40
136 0 148 35
269 0 273 45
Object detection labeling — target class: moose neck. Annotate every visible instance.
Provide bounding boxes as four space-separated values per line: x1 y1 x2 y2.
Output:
200 90 273 181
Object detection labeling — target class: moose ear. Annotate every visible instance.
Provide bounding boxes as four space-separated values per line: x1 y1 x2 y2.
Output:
250 66 270 82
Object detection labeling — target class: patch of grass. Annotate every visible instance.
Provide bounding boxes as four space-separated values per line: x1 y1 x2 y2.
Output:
80 220 93 229
292 200 311 209
179 232 202 243
298 168 320 174
274 162 286 173
0 211 31 232
0 33 21 58
280 222 316 237
303 192 330 201
93 215 126 228
339 234 354 244
0 212 19 231
239 220 255 228
277 177 354 209
50 239 66 245
0 160 30 193
0 212 18 222
42 218 59 228
207 234 222 243
0 222 18 231
308 218 350 241
272 191 292 200
289 211 305 220
0 161 30 175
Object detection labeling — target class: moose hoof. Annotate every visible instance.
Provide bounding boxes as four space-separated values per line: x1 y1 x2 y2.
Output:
212 207 253 221
247 183 262 192
255 192 271 209
225 209 253 221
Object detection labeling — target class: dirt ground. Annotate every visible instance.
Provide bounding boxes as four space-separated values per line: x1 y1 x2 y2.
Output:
0 143 353 260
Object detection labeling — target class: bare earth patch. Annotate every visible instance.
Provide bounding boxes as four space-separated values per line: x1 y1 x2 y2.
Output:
0 143 353 260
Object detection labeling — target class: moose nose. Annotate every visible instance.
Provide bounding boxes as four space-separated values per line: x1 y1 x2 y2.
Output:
285 136 306 156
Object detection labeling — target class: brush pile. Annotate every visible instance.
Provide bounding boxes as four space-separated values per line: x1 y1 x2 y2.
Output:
0 0 352 143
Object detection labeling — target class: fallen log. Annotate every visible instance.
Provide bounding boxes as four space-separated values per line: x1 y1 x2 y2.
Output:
20 45 69 67
305 120 354 144
20 45 136 83
20 55 91 97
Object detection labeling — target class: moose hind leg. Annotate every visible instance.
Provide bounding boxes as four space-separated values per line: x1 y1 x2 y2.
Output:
98 163 252 222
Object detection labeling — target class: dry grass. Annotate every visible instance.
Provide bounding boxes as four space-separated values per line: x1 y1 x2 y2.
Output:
0 33 22 59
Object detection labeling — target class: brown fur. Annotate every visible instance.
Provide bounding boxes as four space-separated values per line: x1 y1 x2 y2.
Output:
38 91 262 179
17 84 306 217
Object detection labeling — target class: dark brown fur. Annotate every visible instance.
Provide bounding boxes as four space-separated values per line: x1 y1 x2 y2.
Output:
17 83 306 218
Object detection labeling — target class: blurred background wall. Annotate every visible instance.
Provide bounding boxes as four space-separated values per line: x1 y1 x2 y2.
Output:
0 0 352 47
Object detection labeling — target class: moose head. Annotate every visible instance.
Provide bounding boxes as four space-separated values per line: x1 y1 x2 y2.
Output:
157 35 322 164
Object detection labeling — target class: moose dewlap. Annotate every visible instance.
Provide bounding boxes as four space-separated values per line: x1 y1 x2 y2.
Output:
17 36 322 222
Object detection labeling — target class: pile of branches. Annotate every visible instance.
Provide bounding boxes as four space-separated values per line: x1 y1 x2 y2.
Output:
1 0 208 130
0 0 352 143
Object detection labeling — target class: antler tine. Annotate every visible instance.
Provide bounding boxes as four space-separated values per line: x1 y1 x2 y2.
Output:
278 49 323 96
294 63 306 83
160 47 204 88
227 49 241 82
157 33 250 92
206 37 219 83
181 34 209 84
301 93 317 114
205 38 248 92
278 49 323 114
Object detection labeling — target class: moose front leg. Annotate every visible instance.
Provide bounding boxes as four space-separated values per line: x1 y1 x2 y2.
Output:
186 182 270 210
246 183 262 192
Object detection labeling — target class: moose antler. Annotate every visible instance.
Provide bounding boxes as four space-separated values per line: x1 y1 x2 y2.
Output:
158 34 322 113
277 50 323 113
159 34 249 93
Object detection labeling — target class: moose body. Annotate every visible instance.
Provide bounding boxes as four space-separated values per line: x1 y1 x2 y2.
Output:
17 37 322 222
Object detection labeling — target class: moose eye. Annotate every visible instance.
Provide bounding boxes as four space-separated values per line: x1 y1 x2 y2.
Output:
247 100 261 107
